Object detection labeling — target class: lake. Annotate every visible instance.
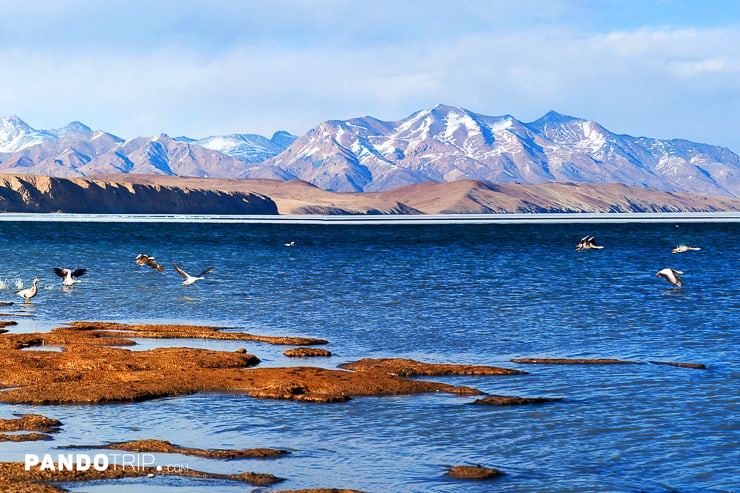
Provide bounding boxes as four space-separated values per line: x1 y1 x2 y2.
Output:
0 215 737 492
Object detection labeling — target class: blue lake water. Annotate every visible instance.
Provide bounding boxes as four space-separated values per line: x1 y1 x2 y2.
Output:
0 216 737 492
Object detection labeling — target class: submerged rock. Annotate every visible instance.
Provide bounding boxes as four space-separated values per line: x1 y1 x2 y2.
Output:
472 395 563 406
263 490 367 493
339 358 524 376
511 357 641 365
446 464 503 480
649 361 707 370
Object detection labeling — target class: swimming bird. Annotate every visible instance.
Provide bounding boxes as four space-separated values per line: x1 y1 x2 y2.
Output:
284 241 296 247
53 268 87 287
672 245 702 254
576 235 604 251
16 278 40 304
656 268 684 288
172 261 214 287
136 254 164 272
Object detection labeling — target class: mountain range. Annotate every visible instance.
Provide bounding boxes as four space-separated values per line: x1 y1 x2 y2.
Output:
1 105 739 198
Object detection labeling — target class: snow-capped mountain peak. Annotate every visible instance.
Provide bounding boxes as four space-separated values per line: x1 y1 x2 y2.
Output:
0 115 55 153
48 121 93 138
189 132 297 163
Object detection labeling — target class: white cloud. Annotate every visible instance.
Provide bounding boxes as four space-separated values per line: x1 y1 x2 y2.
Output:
3 2 740 151
666 57 730 77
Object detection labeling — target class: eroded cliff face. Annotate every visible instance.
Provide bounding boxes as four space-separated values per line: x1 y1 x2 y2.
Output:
1 173 739 215
0 175 278 214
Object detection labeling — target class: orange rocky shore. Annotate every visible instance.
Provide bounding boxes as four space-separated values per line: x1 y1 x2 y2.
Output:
0 322 496 405
0 321 706 492
0 321 523 492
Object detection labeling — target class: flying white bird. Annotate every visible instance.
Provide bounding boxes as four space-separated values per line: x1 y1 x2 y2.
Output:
672 245 702 254
172 261 214 287
17 278 40 304
656 268 684 288
136 254 164 272
53 268 87 287
576 235 604 251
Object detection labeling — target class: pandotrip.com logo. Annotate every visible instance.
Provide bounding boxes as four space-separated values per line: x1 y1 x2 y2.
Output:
25 452 189 473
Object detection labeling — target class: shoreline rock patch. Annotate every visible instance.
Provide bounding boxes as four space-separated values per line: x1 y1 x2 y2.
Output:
284 347 332 358
63 439 290 459
0 323 483 405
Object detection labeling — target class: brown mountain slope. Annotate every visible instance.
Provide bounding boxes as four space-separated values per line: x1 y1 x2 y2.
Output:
88 174 420 214
383 180 740 213
88 174 740 214
0 175 277 214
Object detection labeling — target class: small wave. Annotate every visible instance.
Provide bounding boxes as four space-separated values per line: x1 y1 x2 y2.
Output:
0 278 25 290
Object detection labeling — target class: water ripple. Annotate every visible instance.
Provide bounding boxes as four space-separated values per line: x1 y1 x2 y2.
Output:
0 220 736 493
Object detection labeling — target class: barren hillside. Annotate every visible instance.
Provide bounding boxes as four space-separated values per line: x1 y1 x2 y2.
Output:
0 175 277 214
87 174 740 214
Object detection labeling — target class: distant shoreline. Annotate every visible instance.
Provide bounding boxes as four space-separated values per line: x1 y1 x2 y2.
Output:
2 174 739 216
0 212 738 224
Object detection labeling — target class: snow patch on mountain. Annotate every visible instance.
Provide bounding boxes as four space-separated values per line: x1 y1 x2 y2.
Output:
262 104 740 197
188 132 297 163
0 116 55 153
48 121 92 138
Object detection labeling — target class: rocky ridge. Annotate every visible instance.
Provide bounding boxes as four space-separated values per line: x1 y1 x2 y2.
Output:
0 174 277 214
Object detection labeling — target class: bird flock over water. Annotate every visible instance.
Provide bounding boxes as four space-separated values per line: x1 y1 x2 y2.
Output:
11 253 216 304
8 234 700 304
576 235 702 288
9 239 301 304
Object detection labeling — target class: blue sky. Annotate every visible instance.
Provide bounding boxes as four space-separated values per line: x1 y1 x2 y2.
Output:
2 0 740 151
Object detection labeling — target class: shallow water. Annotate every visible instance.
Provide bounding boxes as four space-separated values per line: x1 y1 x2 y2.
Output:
0 218 737 492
